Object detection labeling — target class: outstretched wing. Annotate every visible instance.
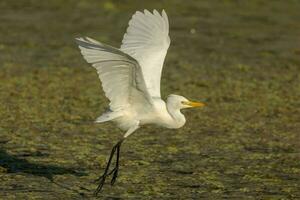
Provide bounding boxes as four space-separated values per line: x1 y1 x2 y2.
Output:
76 37 152 111
120 9 170 98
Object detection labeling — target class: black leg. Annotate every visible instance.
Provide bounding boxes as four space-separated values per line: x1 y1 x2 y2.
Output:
94 140 123 196
111 141 121 185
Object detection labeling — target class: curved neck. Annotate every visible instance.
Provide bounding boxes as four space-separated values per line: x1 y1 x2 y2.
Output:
166 103 186 128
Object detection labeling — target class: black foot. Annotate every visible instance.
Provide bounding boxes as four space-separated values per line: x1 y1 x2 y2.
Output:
94 140 123 196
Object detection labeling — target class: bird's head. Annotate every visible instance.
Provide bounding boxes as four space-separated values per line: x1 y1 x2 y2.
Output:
167 94 205 110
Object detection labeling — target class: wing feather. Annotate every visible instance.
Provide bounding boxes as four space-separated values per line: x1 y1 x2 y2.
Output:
76 37 152 111
120 9 170 98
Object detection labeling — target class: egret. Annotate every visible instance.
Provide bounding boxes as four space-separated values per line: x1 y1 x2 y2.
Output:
76 9 205 195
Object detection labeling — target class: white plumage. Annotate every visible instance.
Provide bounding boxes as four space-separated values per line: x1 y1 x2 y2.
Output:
76 9 205 194
76 10 204 137
121 9 170 98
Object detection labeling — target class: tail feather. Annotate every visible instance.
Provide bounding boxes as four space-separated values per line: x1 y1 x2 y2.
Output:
95 111 123 123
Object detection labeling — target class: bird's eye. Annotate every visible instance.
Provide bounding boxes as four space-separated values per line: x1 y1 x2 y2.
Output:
181 101 186 105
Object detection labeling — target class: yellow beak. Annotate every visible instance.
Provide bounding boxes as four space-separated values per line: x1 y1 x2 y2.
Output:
184 101 205 108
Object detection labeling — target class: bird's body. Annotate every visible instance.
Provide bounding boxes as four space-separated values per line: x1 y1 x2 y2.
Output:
76 9 205 195
111 97 186 132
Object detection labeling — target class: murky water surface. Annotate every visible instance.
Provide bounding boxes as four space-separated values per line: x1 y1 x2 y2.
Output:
0 1 300 199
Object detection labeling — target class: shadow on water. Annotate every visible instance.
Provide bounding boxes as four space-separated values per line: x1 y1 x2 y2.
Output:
0 149 87 181
0 140 91 196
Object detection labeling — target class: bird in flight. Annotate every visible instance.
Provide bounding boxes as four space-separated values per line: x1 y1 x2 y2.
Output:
76 9 205 195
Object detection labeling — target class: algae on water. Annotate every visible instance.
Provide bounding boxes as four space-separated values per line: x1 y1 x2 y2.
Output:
0 0 300 199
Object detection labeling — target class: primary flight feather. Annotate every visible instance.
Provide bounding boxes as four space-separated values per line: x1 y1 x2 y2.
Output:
76 9 205 195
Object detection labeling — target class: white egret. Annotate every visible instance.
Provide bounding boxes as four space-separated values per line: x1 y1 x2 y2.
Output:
76 9 205 195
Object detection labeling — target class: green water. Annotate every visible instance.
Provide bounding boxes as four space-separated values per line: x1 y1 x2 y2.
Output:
0 0 300 199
